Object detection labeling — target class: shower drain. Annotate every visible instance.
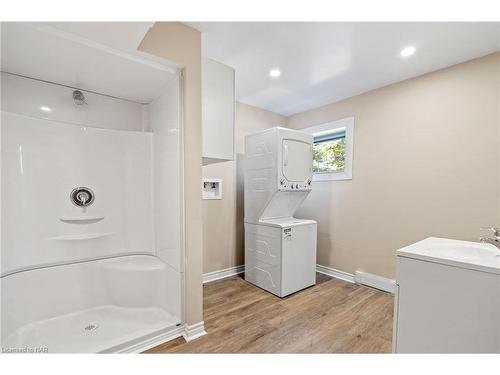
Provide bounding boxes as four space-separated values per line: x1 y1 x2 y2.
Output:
84 323 99 331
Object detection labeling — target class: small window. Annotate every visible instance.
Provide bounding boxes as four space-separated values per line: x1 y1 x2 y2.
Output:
313 130 346 174
303 117 354 181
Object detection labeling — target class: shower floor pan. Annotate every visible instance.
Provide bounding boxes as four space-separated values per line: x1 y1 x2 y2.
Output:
2 305 180 353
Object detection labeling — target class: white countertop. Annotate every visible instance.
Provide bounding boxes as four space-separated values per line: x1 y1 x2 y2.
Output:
397 237 500 274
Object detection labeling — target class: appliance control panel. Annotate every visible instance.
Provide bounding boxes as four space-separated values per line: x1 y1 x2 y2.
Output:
278 178 312 191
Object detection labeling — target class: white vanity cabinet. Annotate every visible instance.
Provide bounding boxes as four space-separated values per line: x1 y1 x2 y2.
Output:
202 58 235 165
393 237 500 353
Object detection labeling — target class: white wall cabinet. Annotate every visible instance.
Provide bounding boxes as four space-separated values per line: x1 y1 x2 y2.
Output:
202 58 235 165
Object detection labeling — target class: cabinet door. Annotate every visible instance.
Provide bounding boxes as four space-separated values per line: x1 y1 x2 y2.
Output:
202 58 235 163
395 257 499 353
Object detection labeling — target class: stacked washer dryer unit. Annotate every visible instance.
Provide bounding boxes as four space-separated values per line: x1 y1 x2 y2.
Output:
244 127 317 297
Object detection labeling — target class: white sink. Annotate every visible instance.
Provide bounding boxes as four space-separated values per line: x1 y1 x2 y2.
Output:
397 237 500 274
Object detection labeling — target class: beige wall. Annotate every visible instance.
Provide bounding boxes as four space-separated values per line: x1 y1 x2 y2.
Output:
202 103 286 273
202 53 500 279
139 22 204 324
287 52 500 279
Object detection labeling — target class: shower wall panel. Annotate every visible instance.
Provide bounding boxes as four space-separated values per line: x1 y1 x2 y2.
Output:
1 112 154 275
149 79 182 272
148 77 182 320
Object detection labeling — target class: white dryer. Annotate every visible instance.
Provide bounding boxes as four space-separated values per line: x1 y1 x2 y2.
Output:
244 127 317 297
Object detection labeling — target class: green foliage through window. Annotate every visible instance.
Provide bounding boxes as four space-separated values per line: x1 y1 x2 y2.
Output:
313 137 346 173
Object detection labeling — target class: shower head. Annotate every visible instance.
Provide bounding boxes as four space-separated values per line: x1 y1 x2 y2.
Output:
72 90 87 106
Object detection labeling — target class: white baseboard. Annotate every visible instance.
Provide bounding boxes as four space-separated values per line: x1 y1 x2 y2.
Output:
183 321 207 342
203 265 245 284
354 270 396 294
203 264 394 294
316 264 355 283
316 265 395 294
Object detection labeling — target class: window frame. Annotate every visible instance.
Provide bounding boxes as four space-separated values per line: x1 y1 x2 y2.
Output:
302 117 354 182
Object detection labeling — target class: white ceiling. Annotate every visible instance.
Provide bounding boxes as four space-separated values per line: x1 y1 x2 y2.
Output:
188 22 500 116
46 22 154 53
1 22 178 103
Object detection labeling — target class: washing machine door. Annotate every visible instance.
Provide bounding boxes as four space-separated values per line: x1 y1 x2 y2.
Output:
281 139 312 182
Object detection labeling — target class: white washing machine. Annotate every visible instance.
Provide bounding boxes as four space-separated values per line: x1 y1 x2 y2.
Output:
244 127 317 297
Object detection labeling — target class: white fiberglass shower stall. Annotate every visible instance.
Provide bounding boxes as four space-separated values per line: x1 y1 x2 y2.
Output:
0 23 185 353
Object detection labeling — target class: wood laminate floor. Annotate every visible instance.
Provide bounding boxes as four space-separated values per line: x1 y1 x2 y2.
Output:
145 273 394 353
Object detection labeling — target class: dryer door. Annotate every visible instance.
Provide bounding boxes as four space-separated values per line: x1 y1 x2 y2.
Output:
282 139 312 182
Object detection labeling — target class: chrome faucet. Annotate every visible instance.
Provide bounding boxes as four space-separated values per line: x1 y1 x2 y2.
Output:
479 227 500 249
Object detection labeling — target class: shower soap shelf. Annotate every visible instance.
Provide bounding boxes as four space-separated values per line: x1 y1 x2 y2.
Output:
59 215 105 224
47 232 114 241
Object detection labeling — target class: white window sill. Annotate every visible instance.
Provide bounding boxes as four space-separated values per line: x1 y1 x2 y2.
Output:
313 171 352 182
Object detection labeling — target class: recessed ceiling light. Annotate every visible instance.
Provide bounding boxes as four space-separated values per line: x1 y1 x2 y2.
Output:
40 106 52 112
269 69 281 78
400 46 416 57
